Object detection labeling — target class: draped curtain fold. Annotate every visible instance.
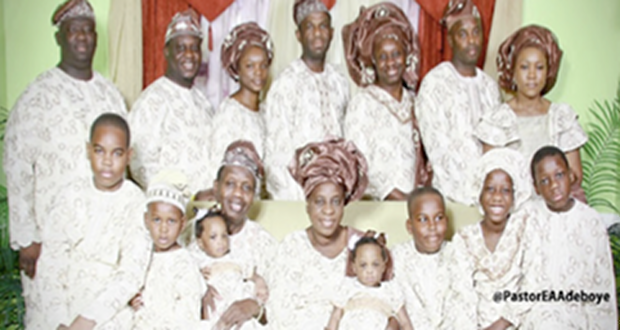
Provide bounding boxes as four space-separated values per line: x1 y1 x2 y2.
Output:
109 0 143 106
416 0 496 81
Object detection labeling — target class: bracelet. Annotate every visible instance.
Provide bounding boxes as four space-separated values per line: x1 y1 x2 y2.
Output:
255 302 265 320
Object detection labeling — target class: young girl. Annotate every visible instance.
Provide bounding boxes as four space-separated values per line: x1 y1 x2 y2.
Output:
131 170 205 329
326 236 413 330
188 208 266 329
451 148 533 329
476 25 588 201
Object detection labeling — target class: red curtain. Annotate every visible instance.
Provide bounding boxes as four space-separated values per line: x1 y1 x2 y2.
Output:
142 0 237 88
416 0 496 81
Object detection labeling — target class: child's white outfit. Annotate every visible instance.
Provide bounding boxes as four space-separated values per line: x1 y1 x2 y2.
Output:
133 248 205 330
392 241 466 329
520 199 618 329
330 277 406 330
189 242 263 329
34 179 150 329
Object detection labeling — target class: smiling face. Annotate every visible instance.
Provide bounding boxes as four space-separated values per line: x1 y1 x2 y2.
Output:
197 216 230 258
87 125 131 192
533 154 574 212
479 169 514 225
237 45 269 93
513 46 548 97
164 34 202 87
449 16 483 68
213 166 256 227
144 202 185 252
372 37 406 88
407 193 447 254
306 181 345 239
352 243 386 287
56 17 97 71
296 11 333 61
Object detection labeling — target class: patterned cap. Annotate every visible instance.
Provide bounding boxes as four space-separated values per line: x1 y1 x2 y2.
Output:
52 0 95 27
221 22 274 81
342 2 421 89
293 0 329 26
472 148 532 212
442 0 480 31
165 8 203 44
497 25 563 95
288 137 369 204
146 170 192 215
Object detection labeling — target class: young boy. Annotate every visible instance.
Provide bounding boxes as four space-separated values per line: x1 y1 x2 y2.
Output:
523 146 618 328
131 170 205 329
392 187 475 330
35 113 150 330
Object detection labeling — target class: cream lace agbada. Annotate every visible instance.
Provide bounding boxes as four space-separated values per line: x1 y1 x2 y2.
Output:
229 219 277 274
263 59 350 200
129 77 214 193
415 62 501 205
344 85 418 199
266 230 348 329
475 102 588 162
133 248 205 329
3 67 127 249
209 97 266 172
3 67 126 328
33 179 150 329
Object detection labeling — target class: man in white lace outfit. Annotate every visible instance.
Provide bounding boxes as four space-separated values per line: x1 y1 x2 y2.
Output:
263 0 350 200
129 9 214 194
415 0 501 205
3 1 127 327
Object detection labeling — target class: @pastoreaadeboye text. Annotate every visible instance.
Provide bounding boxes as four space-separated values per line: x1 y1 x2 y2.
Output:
493 290 611 305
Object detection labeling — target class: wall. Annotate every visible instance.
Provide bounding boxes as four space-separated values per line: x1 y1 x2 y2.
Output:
523 0 620 209
3 0 111 109
522 0 620 119
0 0 7 109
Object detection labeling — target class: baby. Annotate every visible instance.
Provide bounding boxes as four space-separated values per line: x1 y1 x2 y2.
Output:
326 235 413 330
190 208 267 329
